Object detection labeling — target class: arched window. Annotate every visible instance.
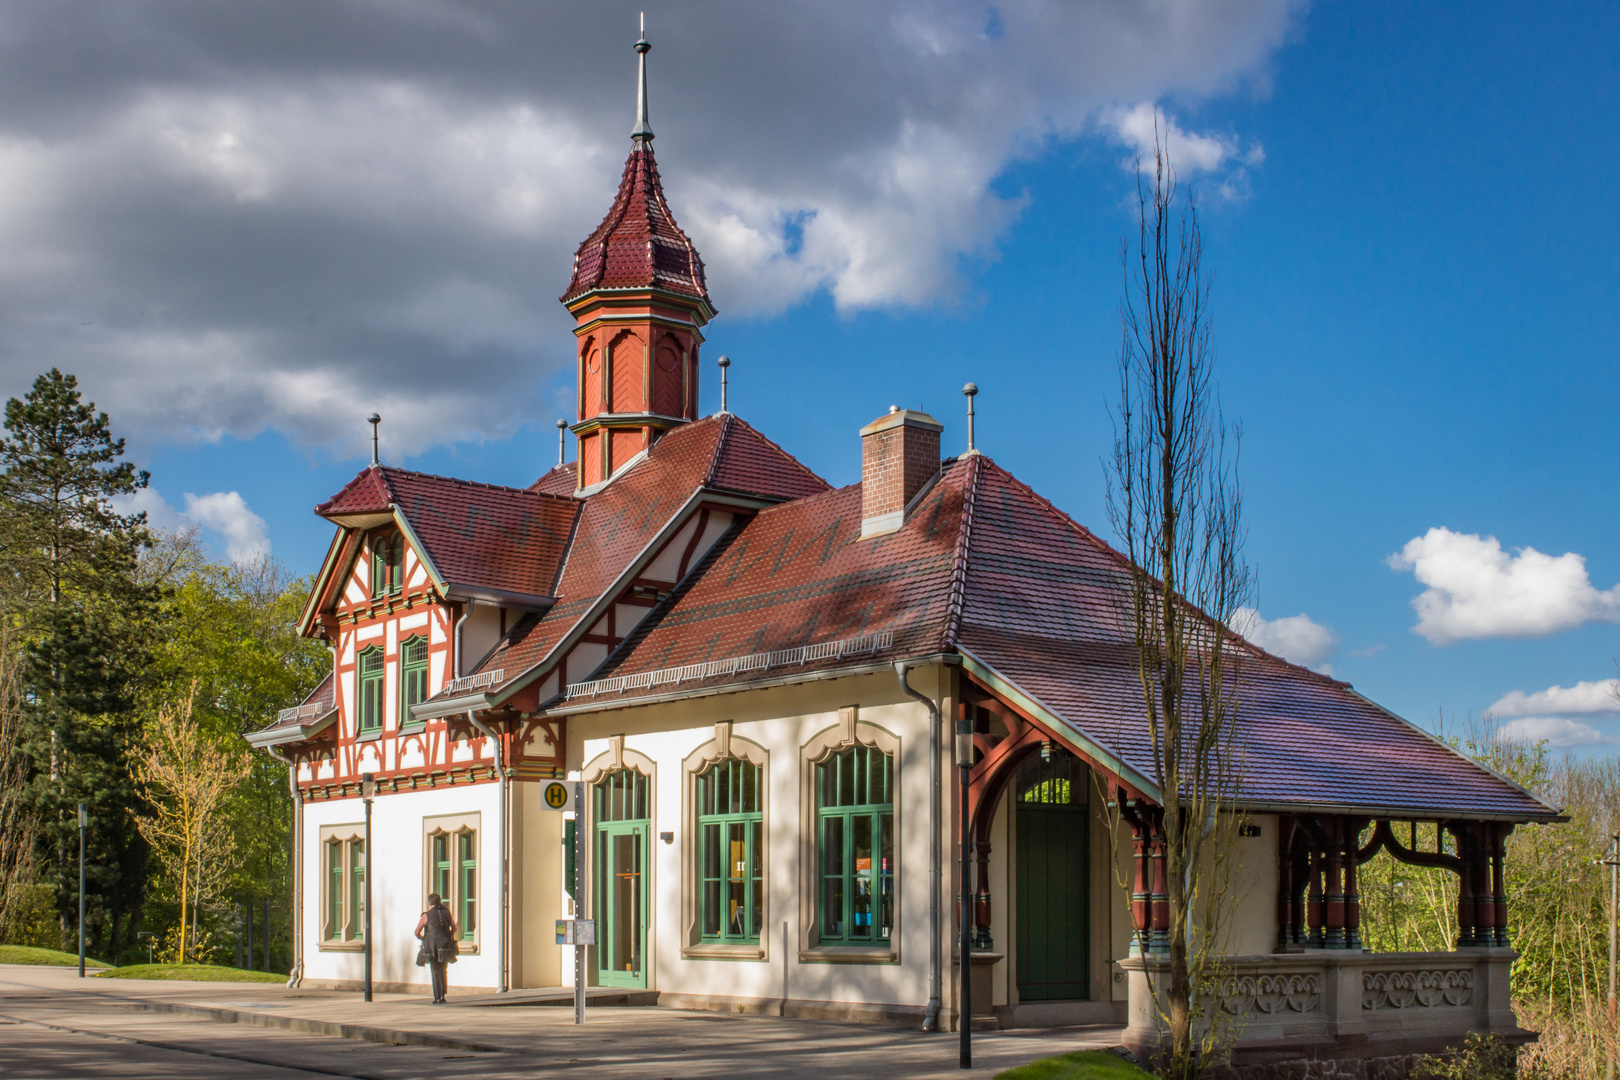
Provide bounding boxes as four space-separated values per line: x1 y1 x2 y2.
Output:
400 635 428 727
357 647 384 734
370 533 403 598
696 758 762 943
816 745 894 946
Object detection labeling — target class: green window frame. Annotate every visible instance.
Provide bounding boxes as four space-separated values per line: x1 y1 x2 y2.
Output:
357 647 384 734
696 758 763 943
370 534 403 598
349 839 366 941
400 635 428 727
327 839 344 940
428 827 477 943
816 745 894 946
457 831 477 940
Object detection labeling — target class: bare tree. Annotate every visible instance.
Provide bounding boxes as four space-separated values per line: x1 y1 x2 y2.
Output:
132 684 249 963
1107 113 1251 1080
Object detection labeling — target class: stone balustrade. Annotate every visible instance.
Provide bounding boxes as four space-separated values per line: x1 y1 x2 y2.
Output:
1120 948 1527 1067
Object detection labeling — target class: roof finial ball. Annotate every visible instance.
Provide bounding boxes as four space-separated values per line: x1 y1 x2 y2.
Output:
717 355 731 415
367 412 381 467
556 418 568 467
962 382 979 455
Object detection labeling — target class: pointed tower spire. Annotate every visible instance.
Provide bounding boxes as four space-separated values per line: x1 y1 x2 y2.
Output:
631 13 654 147
559 21 714 490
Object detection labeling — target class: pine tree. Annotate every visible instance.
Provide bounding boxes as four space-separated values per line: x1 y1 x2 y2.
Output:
0 369 158 961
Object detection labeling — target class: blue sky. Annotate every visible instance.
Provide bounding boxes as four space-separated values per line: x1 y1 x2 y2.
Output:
5 2 1616 751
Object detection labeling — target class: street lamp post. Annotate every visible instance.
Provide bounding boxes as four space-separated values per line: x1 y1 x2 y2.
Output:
361 773 377 1003
76 803 86 977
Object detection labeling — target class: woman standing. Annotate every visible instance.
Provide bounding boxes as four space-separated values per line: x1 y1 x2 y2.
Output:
415 892 458 1003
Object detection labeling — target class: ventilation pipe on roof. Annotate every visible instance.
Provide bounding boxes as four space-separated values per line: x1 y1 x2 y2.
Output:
896 661 943 1032
466 710 509 995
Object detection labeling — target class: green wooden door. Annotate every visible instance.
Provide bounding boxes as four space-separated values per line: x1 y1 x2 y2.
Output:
1015 752 1089 1001
594 769 649 989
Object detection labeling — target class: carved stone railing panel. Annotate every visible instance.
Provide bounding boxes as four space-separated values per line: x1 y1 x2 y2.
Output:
1220 973 1321 1015
1361 969 1474 1010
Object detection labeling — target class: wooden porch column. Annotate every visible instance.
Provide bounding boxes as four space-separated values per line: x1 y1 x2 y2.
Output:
1306 844 1324 948
1149 823 1170 953
1449 822 1479 947
1344 817 1367 950
1491 824 1511 947
1323 817 1346 948
1121 800 1166 954
1275 816 1296 951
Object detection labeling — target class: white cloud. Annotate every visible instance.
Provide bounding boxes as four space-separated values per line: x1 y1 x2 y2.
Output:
0 1 1305 457
1489 680 1620 718
1101 102 1265 197
1387 527 1620 644
1496 716 1616 750
114 486 270 561
1231 607 1339 674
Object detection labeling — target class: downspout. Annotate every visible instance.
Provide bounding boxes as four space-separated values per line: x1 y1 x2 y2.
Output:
896 661 942 1032
466 710 509 994
453 601 473 678
267 746 303 986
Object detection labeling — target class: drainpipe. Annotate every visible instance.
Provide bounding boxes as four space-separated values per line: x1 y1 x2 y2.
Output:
453 601 474 678
466 710 509 994
896 661 942 1032
267 746 303 986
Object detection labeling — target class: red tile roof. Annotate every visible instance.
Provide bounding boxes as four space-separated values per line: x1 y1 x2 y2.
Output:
563 454 1554 821
562 146 708 304
316 466 578 599
530 464 577 497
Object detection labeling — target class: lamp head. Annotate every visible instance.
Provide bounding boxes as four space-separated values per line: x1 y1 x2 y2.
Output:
360 772 377 800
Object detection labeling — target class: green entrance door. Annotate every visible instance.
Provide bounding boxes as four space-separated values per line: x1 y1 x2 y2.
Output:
1015 751 1089 1001
594 769 649 989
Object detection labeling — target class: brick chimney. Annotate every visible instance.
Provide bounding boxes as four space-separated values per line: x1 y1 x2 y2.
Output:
860 407 943 538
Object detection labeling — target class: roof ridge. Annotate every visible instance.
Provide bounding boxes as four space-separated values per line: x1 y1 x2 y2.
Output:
717 414 832 494
701 410 734 489
383 465 577 502
973 454 1350 689
939 456 981 651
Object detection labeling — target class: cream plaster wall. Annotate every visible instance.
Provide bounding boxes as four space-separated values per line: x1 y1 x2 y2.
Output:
300 783 504 992
564 668 945 1011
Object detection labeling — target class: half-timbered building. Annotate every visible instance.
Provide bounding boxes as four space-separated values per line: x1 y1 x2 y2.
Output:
249 30 1559 1067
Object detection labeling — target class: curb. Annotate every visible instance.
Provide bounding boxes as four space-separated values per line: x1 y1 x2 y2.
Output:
127 998 509 1054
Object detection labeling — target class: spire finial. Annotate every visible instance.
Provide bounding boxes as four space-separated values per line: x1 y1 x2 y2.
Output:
631 14 654 147
367 413 381 466
962 383 979 454
717 355 731 414
556 418 568 467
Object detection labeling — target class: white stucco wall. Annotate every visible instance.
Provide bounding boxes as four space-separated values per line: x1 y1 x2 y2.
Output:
300 782 504 992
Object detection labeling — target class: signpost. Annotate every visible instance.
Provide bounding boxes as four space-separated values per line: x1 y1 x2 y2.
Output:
543 780 591 1025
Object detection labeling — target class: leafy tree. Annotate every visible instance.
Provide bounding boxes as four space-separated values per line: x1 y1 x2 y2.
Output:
139 535 325 971
0 369 157 960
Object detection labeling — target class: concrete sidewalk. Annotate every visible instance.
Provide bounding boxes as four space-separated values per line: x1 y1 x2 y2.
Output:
0 963 1126 1078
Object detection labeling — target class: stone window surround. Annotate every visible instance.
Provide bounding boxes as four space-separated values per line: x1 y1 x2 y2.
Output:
680 721 770 961
423 811 481 954
799 706 901 965
318 822 366 951
580 736 658 985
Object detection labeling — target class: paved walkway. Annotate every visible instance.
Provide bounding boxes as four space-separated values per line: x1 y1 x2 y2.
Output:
0 964 1125 1079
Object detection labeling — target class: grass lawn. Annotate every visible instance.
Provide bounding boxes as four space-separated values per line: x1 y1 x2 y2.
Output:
97 963 285 983
996 1050 1157 1080
0 944 110 968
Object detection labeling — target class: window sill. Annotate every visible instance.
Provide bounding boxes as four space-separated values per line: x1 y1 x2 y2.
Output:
398 722 426 736
318 941 366 952
799 945 897 964
682 942 765 961
356 729 383 743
